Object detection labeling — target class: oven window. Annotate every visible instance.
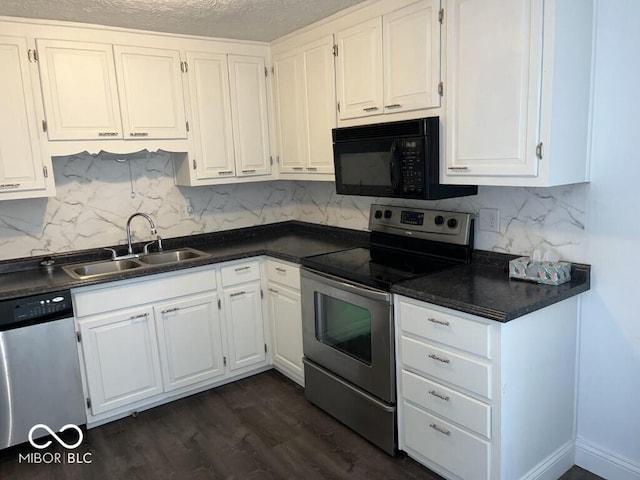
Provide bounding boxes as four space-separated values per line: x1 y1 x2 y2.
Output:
315 293 372 365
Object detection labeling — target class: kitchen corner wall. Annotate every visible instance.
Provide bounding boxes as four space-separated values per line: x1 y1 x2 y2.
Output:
0 149 588 263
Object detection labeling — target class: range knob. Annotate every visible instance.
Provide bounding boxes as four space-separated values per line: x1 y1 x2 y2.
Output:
447 218 458 229
384 210 392 219
434 215 445 226
374 209 383 219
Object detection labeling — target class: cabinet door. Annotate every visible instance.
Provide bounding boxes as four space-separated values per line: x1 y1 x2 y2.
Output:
335 17 383 120
223 282 266 371
0 37 47 195
266 282 303 384
154 293 225 392
113 45 187 139
36 39 122 140
273 49 305 173
185 51 236 179
301 35 336 174
444 0 543 178
228 55 271 177
79 307 163 416
384 0 441 112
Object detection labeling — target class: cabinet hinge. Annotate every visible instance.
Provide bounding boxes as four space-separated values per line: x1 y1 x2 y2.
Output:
264 66 268 77
271 66 275 75
270 156 273 166
276 156 280 164
260 289 264 299
76 331 81 342
186 121 189 132
43 166 48 178
264 343 268 353
337 101 341 113
439 8 444 24
438 82 444 97
217 298 221 309
192 158 197 170
223 356 227 366
536 142 544 160
86 398 91 409
333 44 338 57
41 120 47 133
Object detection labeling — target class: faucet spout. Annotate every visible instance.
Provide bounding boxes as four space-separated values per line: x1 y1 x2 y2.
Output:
126 213 157 255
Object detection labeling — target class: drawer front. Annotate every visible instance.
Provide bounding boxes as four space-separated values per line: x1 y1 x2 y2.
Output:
399 299 491 358
401 336 491 398
265 259 300 290
221 260 261 287
403 401 489 480
401 370 491 438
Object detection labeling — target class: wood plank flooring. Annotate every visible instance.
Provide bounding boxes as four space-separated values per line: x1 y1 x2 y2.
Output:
1 370 603 479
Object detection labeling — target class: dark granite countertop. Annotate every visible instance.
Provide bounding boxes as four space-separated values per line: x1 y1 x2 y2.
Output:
391 251 591 322
0 221 590 322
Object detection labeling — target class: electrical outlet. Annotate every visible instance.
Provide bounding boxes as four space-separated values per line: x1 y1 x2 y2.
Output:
181 198 195 220
479 208 500 232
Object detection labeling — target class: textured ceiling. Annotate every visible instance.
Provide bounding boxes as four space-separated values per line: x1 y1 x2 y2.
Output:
0 0 367 42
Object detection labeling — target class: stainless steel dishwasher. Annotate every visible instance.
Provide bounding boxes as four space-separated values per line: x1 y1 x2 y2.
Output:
0 290 85 449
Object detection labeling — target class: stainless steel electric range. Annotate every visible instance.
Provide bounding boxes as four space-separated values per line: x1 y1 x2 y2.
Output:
300 204 474 455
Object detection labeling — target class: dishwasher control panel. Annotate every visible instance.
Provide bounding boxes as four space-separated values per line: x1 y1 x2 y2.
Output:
1 290 73 330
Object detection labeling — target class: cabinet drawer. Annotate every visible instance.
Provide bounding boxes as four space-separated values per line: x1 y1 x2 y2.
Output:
221 260 261 287
401 336 491 398
403 401 489 480
399 299 491 358
401 370 491 438
265 259 300 290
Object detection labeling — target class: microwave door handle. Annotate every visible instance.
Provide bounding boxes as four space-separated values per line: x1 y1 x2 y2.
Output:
389 140 400 193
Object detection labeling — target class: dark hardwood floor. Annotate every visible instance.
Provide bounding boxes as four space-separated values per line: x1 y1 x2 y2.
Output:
1 370 603 479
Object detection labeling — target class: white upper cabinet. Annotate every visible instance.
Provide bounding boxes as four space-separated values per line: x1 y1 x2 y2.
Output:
113 45 187 139
335 0 441 121
228 54 272 177
184 51 236 179
0 36 54 200
273 34 336 177
36 39 122 140
443 0 594 186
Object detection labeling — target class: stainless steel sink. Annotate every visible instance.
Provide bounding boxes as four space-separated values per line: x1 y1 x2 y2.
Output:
63 259 143 280
137 248 209 265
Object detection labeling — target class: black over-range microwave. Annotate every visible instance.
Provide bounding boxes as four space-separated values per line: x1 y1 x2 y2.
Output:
333 117 477 200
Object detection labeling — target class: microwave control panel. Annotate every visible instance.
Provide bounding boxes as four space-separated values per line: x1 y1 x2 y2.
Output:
400 139 424 192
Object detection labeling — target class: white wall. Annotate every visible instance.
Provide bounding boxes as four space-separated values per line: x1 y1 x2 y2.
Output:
574 1 640 478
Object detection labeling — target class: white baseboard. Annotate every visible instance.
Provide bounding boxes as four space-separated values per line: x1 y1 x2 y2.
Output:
521 440 575 480
575 437 640 480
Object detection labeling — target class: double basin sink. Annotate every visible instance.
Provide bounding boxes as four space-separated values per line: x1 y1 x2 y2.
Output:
62 248 210 280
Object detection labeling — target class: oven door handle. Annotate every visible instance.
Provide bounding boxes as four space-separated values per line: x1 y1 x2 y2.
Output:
301 268 392 303
389 139 401 194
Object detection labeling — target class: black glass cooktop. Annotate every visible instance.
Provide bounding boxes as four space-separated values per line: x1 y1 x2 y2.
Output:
301 246 459 290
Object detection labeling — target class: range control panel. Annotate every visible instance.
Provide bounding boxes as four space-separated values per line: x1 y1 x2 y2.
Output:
369 204 473 246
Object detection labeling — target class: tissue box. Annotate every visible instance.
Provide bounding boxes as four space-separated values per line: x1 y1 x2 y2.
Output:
509 257 571 285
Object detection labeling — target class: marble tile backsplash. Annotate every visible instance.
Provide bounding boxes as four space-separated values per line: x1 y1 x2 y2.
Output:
0 150 587 263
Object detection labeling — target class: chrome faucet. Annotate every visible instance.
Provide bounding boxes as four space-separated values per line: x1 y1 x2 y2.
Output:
126 213 160 255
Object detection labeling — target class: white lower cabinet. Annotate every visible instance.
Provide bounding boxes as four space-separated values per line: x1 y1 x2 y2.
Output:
396 295 579 480
264 259 303 386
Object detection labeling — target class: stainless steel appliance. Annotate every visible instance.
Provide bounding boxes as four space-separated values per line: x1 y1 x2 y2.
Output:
0 290 85 449
332 117 477 200
301 204 474 455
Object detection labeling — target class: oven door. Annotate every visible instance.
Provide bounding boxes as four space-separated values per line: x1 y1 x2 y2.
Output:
301 268 395 404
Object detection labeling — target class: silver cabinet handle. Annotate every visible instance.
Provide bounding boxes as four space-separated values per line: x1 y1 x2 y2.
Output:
448 166 469 171
275 267 287 273
430 423 450 436
160 307 180 314
98 132 119 137
385 104 402 109
130 132 149 137
218 170 234 175
242 169 256 174
428 317 450 326
428 353 450 364
230 291 246 298
306 167 318 171
268 287 279 294
363 106 379 112
429 390 450 401
0 183 21 189
292 167 304 171
234 266 251 272
130 313 149 320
